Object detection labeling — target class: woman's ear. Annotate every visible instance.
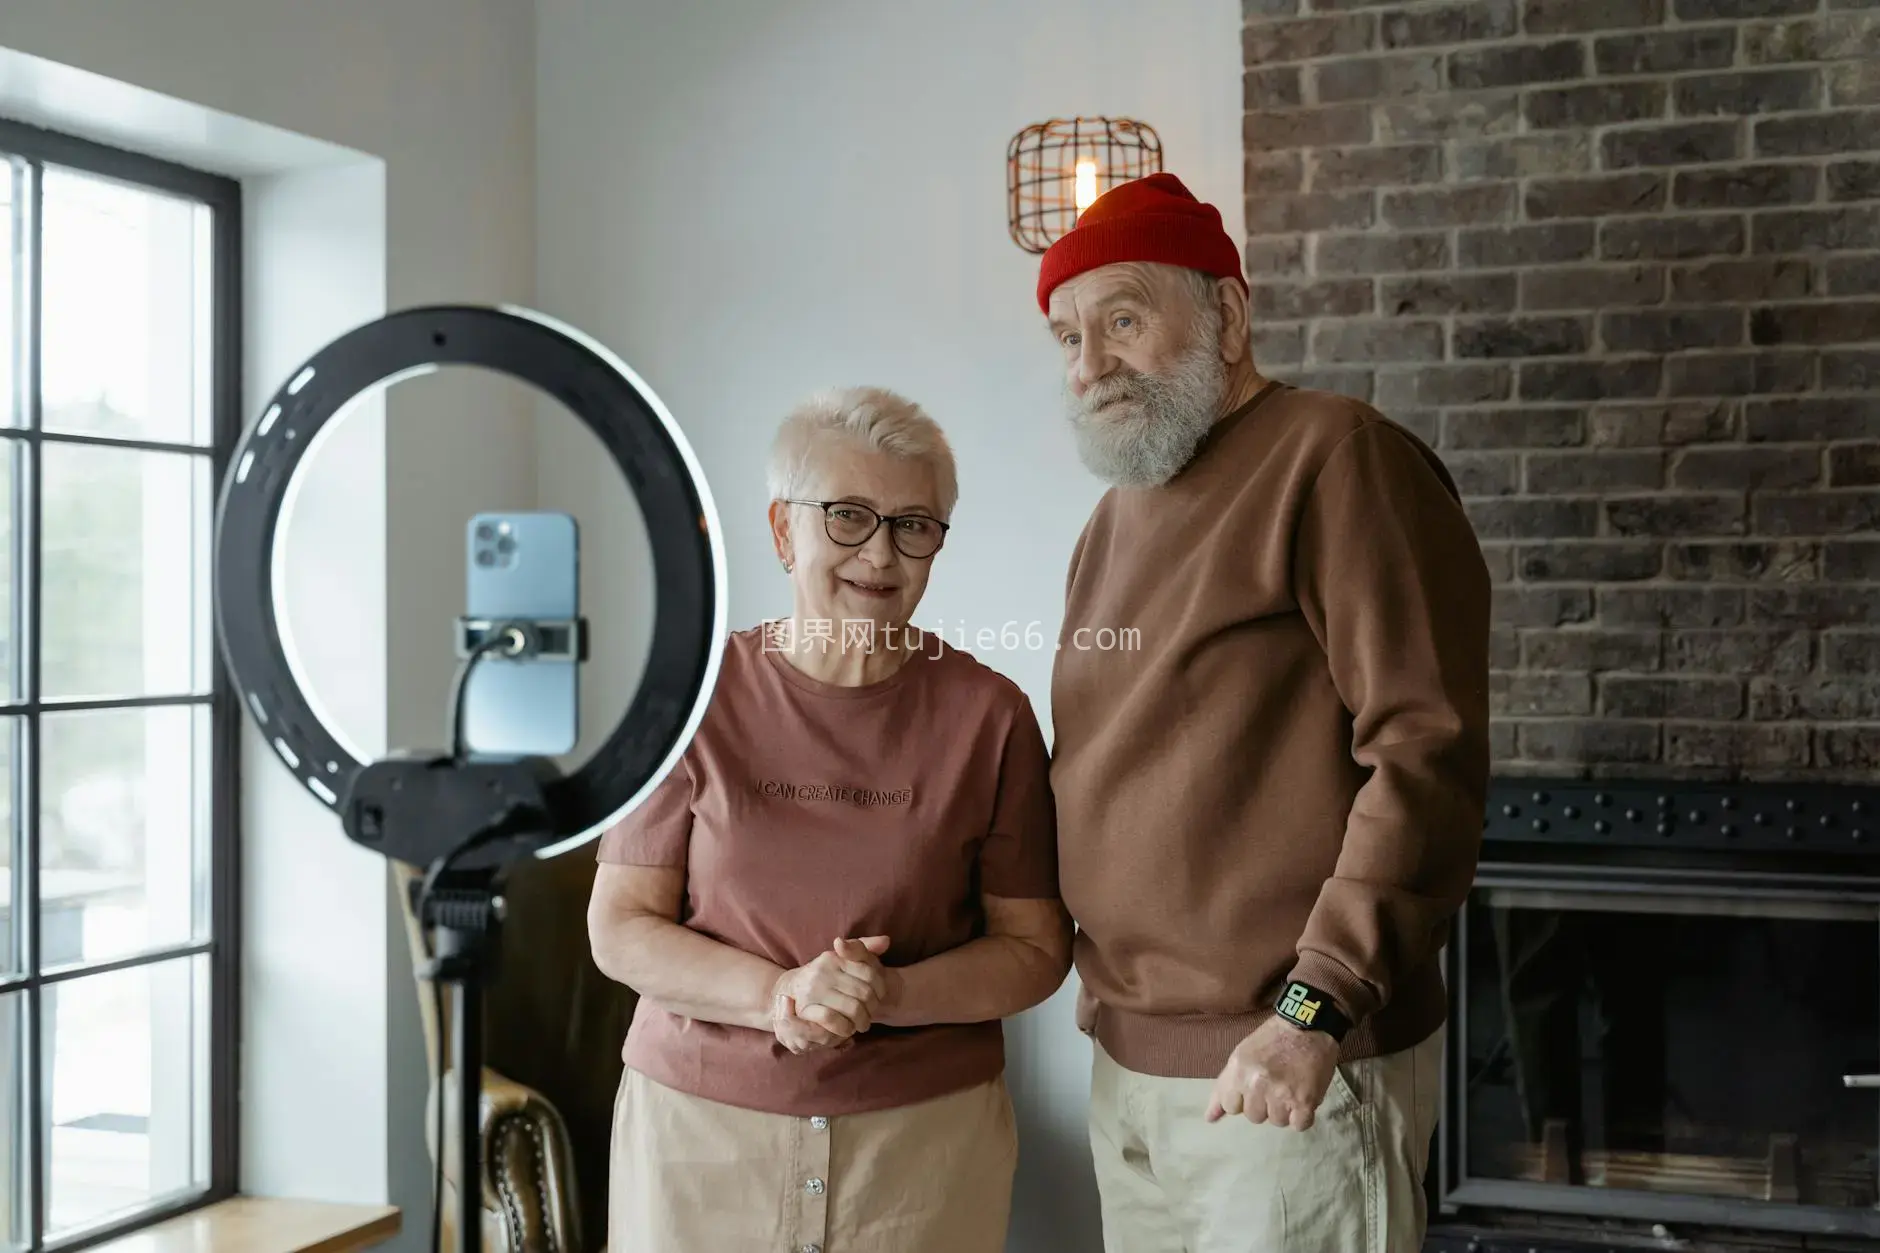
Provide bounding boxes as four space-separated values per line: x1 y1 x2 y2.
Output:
768 499 794 572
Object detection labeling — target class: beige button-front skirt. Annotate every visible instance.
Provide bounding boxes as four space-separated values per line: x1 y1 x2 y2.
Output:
606 1067 1018 1253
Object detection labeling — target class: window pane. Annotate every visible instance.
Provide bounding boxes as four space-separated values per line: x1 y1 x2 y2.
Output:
40 167 212 446
0 718 17 977
41 445 208 701
45 956 209 1238
3 157 19 431
0 991 25 1251
41 706 204 966
0 442 17 704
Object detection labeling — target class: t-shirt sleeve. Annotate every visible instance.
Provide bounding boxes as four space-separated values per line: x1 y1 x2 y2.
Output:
978 694 1061 900
595 755 695 868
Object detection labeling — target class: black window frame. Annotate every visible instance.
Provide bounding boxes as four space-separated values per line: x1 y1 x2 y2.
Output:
0 116 241 1253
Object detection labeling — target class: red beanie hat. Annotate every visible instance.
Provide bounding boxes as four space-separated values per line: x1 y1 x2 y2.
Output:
1036 172 1247 313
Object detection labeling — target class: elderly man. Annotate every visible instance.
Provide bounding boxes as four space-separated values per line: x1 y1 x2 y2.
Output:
1041 172 1491 1251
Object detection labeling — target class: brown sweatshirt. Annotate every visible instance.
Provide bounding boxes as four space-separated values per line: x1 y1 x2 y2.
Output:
1050 381 1491 1078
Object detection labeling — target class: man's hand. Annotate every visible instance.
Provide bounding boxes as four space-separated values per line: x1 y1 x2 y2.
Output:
1205 1015 1341 1130
770 935 891 1054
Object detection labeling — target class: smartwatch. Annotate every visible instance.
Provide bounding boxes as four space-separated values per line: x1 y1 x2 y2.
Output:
1274 980 1351 1043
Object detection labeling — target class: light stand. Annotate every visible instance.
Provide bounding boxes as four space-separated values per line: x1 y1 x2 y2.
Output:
212 306 728 1253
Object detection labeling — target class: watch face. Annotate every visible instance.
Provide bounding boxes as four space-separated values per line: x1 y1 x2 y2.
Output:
1278 982 1326 1028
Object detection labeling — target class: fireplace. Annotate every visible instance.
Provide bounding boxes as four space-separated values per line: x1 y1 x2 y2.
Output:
1428 777 1880 1252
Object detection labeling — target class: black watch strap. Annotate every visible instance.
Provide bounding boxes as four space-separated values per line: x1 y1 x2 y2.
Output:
1274 980 1351 1042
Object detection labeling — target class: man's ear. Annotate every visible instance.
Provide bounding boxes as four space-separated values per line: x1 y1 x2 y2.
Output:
1217 278 1253 367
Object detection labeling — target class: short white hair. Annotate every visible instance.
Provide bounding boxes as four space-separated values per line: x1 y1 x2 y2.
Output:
766 386 959 519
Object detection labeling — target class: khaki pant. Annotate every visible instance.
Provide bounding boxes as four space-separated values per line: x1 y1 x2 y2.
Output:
606 1067 1016 1253
1088 1027 1444 1253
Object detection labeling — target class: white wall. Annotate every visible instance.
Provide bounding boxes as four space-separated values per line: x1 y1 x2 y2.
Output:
0 4 536 1246
534 2 1242 1247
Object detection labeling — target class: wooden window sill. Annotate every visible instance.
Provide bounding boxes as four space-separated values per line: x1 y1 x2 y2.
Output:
93 1198 400 1253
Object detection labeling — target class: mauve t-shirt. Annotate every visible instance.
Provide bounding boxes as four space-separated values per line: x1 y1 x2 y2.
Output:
596 624 1061 1117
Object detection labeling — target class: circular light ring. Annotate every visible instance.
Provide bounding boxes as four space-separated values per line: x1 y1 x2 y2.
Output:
215 304 728 858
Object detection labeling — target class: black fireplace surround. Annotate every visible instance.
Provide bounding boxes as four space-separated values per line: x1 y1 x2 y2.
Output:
1426 777 1880 1253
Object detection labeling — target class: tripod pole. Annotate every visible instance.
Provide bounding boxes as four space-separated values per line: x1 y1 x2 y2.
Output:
453 966 483 1253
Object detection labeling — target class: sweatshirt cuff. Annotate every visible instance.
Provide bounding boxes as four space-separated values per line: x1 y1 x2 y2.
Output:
1285 950 1381 1027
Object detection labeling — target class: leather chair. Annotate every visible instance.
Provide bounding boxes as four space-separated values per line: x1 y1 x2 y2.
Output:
395 846 639 1252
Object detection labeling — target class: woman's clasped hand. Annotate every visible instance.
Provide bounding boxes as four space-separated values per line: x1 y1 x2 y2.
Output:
771 935 893 1054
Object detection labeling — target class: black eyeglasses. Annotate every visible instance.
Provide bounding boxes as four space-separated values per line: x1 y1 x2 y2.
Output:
783 499 949 560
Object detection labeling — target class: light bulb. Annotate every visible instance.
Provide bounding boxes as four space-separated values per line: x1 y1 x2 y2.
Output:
1074 159 1100 214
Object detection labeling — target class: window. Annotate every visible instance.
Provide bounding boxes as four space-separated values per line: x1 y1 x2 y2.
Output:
0 120 239 1251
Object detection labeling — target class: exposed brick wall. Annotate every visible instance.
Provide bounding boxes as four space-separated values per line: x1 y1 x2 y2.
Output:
1241 0 1880 781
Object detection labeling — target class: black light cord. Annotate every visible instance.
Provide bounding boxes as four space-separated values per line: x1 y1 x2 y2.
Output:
446 624 532 763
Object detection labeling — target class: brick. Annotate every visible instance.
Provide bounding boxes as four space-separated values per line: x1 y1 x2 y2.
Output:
1382 0 1518 47
1255 323 1307 364
1527 0 1665 31
1394 411 1443 446
1378 92 1520 141
1829 443 1880 485
1247 191 1376 234
1601 215 1746 260
1456 316 1591 358
1671 447 1822 490
1750 677 1880 720
1746 396 1880 441
1828 61 1880 107
1461 223 1596 267
1247 0 1302 15
1528 451 1664 492
1679 0 1816 14
1824 631 1880 673
1442 407 1584 448
1527 83 1667 131
1823 258 1880 296
1246 67 1305 110
1488 629 1523 676
1286 367 1376 398
1829 161 1880 201
1523 265 1664 310
1752 303 1880 346
1311 319 1446 363
1492 671 1595 716
1489 719 1518 761
1494 587 1596 626
1449 41 1585 90
1442 451 1522 495
1528 173 1667 220
1665 724 1812 771
1378 364 1512 406
1481 544 1517 583
1383 184 1517 228
1750 585 1880 625
1524 630 1663 671
1675 165 1820 211
1247 153 1307 196
1380 274 1519 316
1604 309 1745 354
1675 70 1820 117
1744 13 1880 63
1520 721 1660 763
1669 259 1812 303
1818 728 1880 772
1756 110 1880 159
1754 489 1880 534
1603 122 1743 170
1602 676 1744 720
1517 540 1664 580
1602 586 1745 627
1243 14 1376 63
1667 351 1816 396
1592 401 1737 446
1667 541 1820 581
1596 28 1737 74
1825 538 1880 577
1453 134 1593 181
1465 497 1601 538
1315 53 1443 102
1252 279 1376 320
1310 145 1442 190
1753 206 1880 253
1246 236 1308 276
1315 232 1448 273
1822 350 1880 389
1244 105 1374 152
1521 359 1663 401
1605 493 1748 536
1666 629 1813 673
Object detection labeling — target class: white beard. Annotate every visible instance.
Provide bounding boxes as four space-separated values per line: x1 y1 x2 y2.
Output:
1063 328 1229 490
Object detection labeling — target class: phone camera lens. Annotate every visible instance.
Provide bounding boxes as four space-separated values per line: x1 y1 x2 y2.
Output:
475 523 496 542
495 535 517 554
475 550 495 567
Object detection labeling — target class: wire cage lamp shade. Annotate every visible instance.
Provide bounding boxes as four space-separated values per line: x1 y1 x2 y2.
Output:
1006 117 1163 254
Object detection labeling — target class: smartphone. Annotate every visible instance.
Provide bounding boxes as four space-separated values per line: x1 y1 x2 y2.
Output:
462 510 580 759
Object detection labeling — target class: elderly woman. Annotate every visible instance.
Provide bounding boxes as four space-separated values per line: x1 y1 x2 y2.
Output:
587 385 1071 1253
